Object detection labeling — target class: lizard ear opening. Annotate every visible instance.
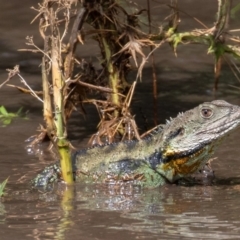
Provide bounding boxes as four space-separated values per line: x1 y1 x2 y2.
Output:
168 127 185 140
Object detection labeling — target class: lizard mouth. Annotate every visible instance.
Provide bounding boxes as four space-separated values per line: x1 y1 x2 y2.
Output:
197 119 240 138
166 117 240 177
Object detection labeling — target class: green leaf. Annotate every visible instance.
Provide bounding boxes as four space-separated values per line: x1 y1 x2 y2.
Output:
3 119 12 126
0 178 8 197
16 107 23 116
231 3 240 19
7 113 17 118
0 106 8 116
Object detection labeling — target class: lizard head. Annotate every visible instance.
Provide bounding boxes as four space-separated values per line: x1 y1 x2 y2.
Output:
158 100 240 181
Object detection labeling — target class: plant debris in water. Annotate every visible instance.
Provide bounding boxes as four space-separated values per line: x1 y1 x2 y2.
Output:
0 106 27 127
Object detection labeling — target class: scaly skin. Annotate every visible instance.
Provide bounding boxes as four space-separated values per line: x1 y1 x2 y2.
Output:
32 100 240 189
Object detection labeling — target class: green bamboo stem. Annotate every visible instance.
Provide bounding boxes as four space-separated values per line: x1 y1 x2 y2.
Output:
101 35 120 108
50 12 73 184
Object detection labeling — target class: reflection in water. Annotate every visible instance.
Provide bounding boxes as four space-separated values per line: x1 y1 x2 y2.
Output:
54 183 240 239
55 186 74 240
17 186 75 240
0 202 6 224
4 182 240 239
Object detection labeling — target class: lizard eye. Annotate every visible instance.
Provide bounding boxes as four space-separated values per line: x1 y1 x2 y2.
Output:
201 108 213 118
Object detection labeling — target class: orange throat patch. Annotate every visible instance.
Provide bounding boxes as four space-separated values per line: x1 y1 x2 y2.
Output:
162 146 213 176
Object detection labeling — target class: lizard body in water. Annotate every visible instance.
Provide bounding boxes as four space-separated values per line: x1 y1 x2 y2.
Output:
32 100 240 188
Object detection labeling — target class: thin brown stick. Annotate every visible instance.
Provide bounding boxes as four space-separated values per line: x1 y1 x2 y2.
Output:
64 7 88 78
147 0 158 125
71 78 114 93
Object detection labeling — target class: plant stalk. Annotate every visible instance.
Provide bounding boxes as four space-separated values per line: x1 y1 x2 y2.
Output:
50 8 73 184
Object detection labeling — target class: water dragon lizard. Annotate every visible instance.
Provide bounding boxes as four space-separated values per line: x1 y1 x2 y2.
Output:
32 100 240 189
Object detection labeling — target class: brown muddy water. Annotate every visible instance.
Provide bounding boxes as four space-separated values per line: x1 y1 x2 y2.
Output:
1 0 240 239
